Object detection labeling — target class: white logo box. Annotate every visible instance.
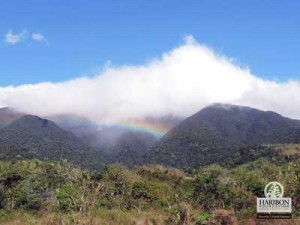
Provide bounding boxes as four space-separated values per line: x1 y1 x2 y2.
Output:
257 198 292 213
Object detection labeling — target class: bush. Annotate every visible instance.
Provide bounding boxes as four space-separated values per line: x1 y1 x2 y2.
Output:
131 179 173 209
192 165 228 211
98 164 134 209
55 184 81 212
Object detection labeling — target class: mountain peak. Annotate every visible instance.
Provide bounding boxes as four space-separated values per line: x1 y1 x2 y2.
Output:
0 107 11 112
0 114 105 170
12 115 57 130
206 103 257 112
146 104 300 169
0 108 25 127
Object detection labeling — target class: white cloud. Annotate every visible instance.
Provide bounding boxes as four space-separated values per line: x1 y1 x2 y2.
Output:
0 36 299 122
31 32 48 45
4 30 28 45
4 30 48 45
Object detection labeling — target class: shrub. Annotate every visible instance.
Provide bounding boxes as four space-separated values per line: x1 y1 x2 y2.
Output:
131 179 173 209
55 184 81 212
98 164 134 209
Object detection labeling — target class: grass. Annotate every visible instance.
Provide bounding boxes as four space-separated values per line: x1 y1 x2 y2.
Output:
0 209 167 225
1 208 300 225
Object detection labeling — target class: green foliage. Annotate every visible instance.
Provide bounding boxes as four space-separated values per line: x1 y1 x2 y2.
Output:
98 164 134 209
131 179 172 208
192 165 229 211
103 131 157 168
0 115 105 171
55 184 81 212
0 153 299 223
146 104 300 169
199 211 210 223
100 165 133 196
0 159 89 212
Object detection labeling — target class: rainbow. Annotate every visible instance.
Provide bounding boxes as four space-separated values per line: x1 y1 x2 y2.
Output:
110 120 170 137
50 115 170 138
92 120 170 138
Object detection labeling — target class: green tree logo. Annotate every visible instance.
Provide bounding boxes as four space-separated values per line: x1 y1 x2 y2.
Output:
264 181 284 198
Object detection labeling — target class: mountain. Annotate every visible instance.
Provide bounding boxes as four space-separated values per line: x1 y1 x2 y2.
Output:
145 103 300 169
50 114 182 167
47 114 99 139
0 109 181 168
89 127 158 167
0 115 105 170
0 107 24 128
49 115 159 166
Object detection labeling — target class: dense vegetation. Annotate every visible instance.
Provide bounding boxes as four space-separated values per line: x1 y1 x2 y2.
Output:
0 144 299 225
95 129 158 167
50 114 181 167
146 104 300 169
0 115 105 171
2 105 300 172
0 107 24 129
1 106 300 224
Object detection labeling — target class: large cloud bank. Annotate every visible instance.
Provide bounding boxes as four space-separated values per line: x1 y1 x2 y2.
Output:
1 36 300 121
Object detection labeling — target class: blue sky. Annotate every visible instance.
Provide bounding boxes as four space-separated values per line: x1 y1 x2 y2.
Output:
1 0 299 86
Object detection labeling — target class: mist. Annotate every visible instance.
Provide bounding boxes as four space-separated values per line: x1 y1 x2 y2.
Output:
1 36 300 122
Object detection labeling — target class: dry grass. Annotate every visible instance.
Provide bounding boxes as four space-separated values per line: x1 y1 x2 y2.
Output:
1 209 300 225
271 144 300 156
0 209 167 225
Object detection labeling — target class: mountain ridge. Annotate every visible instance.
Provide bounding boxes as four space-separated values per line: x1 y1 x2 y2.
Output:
1 104 300 170
0 114 105 170
145 103 300 169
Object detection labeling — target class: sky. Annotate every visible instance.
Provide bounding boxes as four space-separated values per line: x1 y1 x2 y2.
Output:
1 0 300 86
0 0 300 122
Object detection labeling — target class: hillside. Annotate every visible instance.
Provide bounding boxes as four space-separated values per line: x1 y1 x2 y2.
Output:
0 147 299 224
50 116 159 166
0 107 24 128
48 114 99 139
145 104 300 169
104 129 158 166
0 115 105 170
51 114 182 167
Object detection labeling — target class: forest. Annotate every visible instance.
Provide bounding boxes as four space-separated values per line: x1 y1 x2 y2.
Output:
0 144 299 225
